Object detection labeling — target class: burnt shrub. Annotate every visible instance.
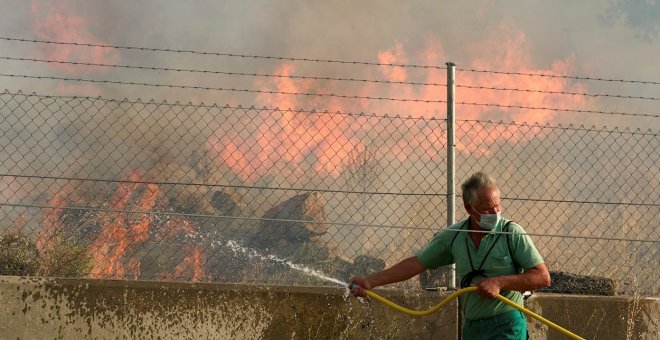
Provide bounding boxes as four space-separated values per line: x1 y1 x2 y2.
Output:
0 233 40 276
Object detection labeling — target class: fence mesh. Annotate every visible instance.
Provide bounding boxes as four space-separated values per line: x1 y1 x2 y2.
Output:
0 90 658 296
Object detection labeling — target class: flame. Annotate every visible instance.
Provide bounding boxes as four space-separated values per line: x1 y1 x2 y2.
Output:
88 171 162 279
205 63 362 183
128 183 161 244
157 216 208 282
208 28 590 181
170 244 207 282
88 172 140 278
30 0 120 77
378 43 408 82
84 170 207 281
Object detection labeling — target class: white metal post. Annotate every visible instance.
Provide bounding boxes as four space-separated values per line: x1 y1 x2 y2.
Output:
446 62 456 289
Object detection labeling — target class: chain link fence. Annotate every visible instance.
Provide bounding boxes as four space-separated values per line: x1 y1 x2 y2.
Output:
0 90 658 296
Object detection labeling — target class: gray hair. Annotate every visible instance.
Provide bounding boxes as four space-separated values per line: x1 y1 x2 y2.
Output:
461 172 499 206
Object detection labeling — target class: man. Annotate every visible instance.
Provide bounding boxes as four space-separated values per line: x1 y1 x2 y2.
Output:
350 172 551 339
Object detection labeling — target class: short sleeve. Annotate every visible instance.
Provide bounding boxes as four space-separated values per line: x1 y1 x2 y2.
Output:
416 228 458 270
508 223 544 270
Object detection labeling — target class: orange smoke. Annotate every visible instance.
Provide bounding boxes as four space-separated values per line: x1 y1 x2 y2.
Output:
30 0 121 75
378 43 408 82
209 28 589 181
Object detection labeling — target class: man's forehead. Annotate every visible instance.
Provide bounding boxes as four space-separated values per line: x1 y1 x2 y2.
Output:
475 186 499 195
474 187 500 203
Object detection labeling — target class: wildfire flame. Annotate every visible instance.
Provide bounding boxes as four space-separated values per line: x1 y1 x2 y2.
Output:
81 170 205 281
30 0 121 74
208 33 589 182
156 216 209 282
88 171 139 278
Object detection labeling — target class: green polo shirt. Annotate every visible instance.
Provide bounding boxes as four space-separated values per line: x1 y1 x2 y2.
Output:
417 218 544 321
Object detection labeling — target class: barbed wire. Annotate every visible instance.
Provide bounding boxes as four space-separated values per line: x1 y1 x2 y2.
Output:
0 56 446 87
5 56 659 102
0 89 445 121
1 90 657 132
0 73 444 103
458 119 658 135
2 74 657 117
457 101 659 118
1 202 658 243
456 67 660 86
2 36 659 85
0 36 446 70
456 84 660 101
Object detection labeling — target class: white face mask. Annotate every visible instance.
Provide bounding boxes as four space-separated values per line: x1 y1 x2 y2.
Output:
471 208 501 231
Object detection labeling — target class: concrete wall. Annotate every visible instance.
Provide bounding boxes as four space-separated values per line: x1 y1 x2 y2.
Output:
1 276 658 339
526 294 659 340
0 276 457 339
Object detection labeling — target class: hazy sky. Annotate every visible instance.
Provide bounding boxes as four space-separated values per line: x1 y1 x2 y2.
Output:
0 0 658 129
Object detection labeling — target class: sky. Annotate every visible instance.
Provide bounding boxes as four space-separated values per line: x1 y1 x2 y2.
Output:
0 0 657 130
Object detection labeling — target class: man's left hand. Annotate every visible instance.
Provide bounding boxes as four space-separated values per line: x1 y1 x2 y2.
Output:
476 277 502 299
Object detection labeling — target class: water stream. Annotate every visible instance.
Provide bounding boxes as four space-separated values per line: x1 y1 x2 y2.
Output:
225 240 349 288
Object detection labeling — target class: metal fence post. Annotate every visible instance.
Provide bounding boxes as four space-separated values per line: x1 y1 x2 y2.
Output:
446 62 456 289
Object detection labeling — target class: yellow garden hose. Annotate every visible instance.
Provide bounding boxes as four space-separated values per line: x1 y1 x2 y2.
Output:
360 286 585 340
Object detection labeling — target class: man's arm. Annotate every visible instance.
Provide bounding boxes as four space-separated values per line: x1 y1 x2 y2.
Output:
477 263 551 298
349 256 427 297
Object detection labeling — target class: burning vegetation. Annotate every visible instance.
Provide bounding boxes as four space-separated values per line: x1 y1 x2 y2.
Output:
4 156 385 285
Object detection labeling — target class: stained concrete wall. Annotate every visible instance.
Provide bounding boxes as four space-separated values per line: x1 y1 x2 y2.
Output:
526 294 659 340
1 276 658 339
0 276 457 339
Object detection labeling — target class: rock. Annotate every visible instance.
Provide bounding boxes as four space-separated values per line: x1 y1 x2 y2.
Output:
250 192 328 253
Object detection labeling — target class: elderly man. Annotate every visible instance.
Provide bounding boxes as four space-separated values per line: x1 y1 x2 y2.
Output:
350 172 550 339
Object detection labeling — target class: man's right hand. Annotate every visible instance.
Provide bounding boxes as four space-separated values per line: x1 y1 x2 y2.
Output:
348 256 426 298
348 275 372 297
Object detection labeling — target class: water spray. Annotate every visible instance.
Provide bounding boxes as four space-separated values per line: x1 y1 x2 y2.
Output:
348 283 585 340
225 240 349 287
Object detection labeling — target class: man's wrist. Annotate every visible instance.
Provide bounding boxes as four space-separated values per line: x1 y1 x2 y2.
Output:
491 276 505 290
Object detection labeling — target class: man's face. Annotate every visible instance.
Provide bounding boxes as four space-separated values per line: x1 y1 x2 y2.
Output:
467 186 501 221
